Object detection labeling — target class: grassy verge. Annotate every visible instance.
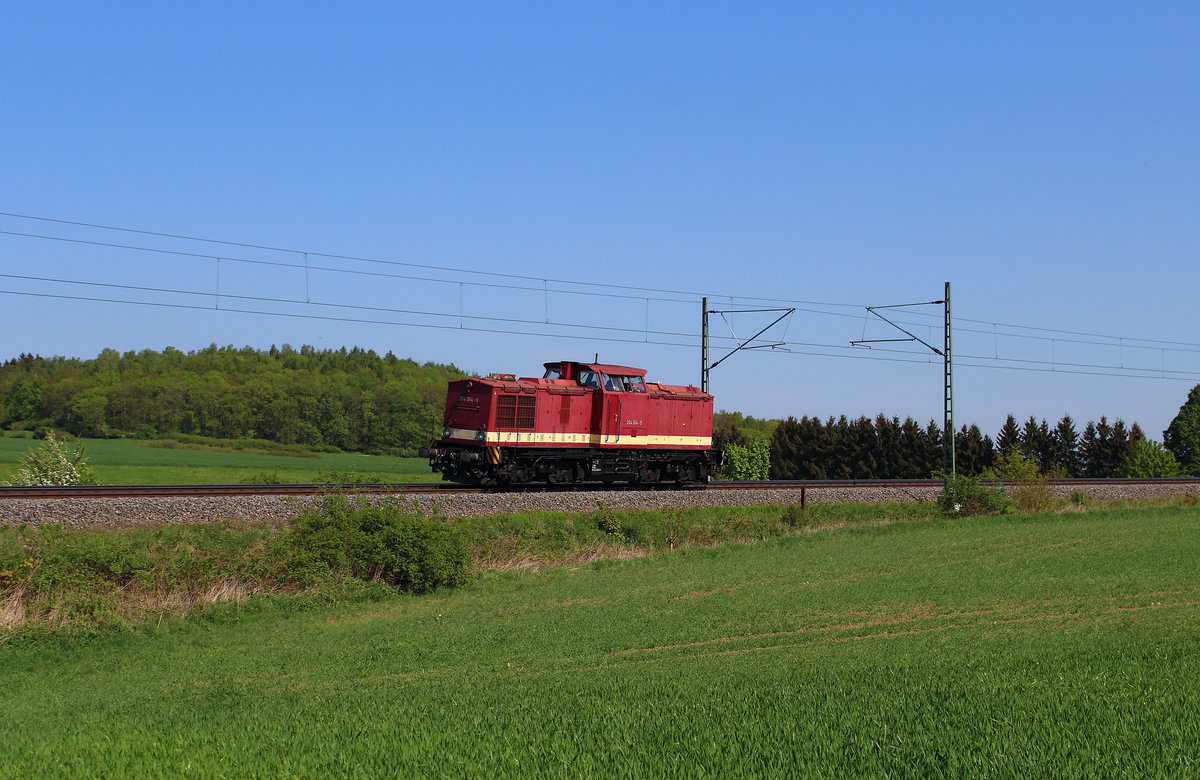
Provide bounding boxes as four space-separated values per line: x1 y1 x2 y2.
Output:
1 501 1197 776
2 496 1193 640
0 500 941 639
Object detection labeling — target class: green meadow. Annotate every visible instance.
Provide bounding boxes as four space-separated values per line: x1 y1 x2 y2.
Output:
0 435 438 484
2 504 1197 776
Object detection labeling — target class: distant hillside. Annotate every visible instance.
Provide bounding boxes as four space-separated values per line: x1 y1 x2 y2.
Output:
0 346 468 455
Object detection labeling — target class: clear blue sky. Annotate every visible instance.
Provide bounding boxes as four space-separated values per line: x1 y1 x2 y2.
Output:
3 1 1197 439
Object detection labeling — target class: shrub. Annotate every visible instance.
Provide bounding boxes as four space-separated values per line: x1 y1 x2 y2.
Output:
591 502 646 543
983 450 1054 513
781 504 807 528
984 450 1040 481
937 473 1012 516
8 432 97 486
1116 440 1186 478
239 472 281 485
1011 481 1054 513
283 495 469 594
720 439 770 481
593 502 622 536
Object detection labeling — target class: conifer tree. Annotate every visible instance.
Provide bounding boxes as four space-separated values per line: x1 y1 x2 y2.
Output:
996 415 1020 455
848 416 877 478
1078 417 1141 477
798 416 829 479
899 417 928 477
1080 421 1102 476
924 420 943 476
1108 419 1132 476
955 424 995 476
768 416 803 479
1019 417 1055 473
1050 415 1081 476
875 415 899 477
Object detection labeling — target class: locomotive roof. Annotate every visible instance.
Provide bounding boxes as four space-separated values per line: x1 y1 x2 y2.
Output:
544 361 647 376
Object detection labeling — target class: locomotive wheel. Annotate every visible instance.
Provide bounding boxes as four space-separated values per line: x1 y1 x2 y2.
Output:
639 466 662 485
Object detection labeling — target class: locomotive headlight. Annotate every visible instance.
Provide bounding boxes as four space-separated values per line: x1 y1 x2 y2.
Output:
475 430 486 442
442 427 452 439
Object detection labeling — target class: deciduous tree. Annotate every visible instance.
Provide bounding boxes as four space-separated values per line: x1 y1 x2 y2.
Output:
1116 439 1186 478
1164 385 1200 476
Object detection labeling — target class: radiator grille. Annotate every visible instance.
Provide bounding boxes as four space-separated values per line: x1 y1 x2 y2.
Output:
497 395 536 429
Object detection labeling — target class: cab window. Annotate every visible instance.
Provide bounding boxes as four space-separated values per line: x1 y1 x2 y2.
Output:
602 374 623 392
543 367 561 379
623 376 646 393
578 370 599 388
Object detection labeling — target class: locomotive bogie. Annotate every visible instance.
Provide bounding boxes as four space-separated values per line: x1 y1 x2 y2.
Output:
423 360 721 486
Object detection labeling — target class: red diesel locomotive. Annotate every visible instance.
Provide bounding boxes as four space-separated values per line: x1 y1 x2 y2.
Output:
421 360 721 486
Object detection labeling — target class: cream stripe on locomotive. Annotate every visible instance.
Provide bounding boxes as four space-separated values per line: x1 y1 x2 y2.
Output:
443 428 712 448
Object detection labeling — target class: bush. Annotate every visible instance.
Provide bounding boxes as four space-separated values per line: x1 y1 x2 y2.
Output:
591 502 646 543
937 473 1012 516
7 432 97 486
593 502 621 535
283 495 469 594
1116 440 1186 478
983 451 1054 513
1010 481 1054 513
984 450 1040 481
239 471 281 485
781 504 808 528
720 439 770 480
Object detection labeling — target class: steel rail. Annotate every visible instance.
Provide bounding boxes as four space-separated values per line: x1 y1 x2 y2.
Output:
0 483 476 499
1 478 1198 500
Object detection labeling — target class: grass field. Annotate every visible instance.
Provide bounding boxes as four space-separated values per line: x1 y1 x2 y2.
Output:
2 505 1197 776
0 436 438 484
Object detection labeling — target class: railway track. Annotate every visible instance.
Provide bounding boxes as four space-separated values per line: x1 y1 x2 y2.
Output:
2 477 1198 500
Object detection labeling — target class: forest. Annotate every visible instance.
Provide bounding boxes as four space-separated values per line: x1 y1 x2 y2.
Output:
0 346 466 455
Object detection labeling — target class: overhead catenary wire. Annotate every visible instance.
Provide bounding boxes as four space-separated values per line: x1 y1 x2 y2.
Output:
2 213 1199 383
0 230 699 305
0 272 948 357
0 272 704 340
1 281 1197 383
0 211 867 307
6 211 1200 353
5 225 1199 357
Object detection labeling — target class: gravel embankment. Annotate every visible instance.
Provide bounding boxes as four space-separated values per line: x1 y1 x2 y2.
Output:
1 482 1196 529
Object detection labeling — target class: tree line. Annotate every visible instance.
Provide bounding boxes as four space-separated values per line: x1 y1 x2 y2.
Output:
718 385 1200 480
4 345 1198 477
742 413 1172 479
0 346 465 455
